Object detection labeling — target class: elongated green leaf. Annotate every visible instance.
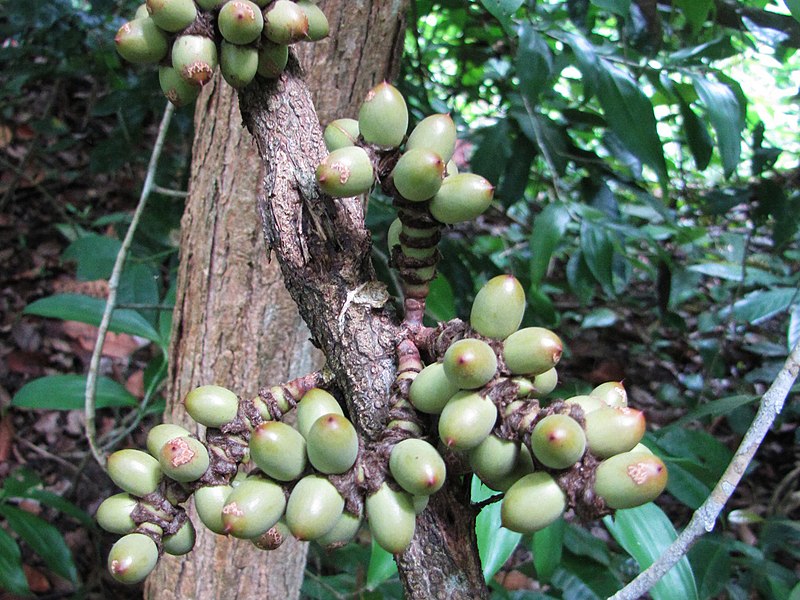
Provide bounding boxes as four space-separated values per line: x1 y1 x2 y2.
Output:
1 469 94 528
530 203 571 286
473 477 521 581
24 294 161 343
692 76 743 178
533 518 565 583
62 234 120 281
590 0 630 16
581 307 618 329
0 526 29 596
723 288 797 325
784 0 800 23
517 25 552 103
689 538 731 599
673 395 759 427
426 274 457 322
366 539 397 590
0 505 78 583
12 374 138 410
675 0 712 31
580 220 615 295
604 504 698 600
678 98 713 171
480 0 524 35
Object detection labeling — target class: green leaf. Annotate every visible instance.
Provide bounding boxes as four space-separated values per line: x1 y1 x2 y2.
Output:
673 395 759 427
530 203 571 286
479 0 524 35
1 469 94 528
566 252 596 305
692 76 743 178
589 0 630 17
472 120 512 185
723 288 797 325
0 526 29 596
580 220 615 295
517 25 552 104
789 304 800 351
62 234 121 280
604 504 698 600
532 518 565 583
24 293 161 343
426 274 457 322
784 0 800 23
11 374 138 410
0 505 78 583
366 539 397 590
675 0 712 31
678 99 713 171
473 477 521 581
689 538 731 599
581 308 618 329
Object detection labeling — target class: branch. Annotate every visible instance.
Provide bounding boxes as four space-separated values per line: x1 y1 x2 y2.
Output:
610 339 800 600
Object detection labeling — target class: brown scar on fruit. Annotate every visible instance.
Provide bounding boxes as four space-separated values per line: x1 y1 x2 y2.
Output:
331 162 351 184
222 502 244 517
167 437 195 467
185 62 213 85
627 461 656 485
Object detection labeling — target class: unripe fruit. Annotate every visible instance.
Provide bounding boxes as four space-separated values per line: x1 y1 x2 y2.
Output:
366 483 415 554
163 519 196 555
107 449 162 497
392 148 445 202
324 118 359 151
296 0 329 41
219 0 263 44
221 477 286 539
406 113 457 163
438 390 497 450
134 3 150 19
251 520 290 550
584 406 646 458
389 439 446 496
263 0 309 44
468 435 519 484
408 362 459 414
146 423 191 458
443 338 498 390
503 327 563 376
412 495 429 515
564 394 604 415
108 533 159 584
532 368 558 397
358 82 408 149
530 414 586 469
591 381 628 408
316 146 375 198
387 217 402 254
115 18 168 64
296 388 343 438
257 41 288 78
193 485 232 534
429 173 493 224
315 511 362 548
594 451 667 509
96 493 138 534
480 444 535 491
250 421 307 481
306 413 359 474
158 435 210 482
158 67 200 107
220 42 258 89
501 472 565 534
285 475 344 540
196 0 226 7
184 384 239 428
146 0 196 32
171 35 218 87
446 159 459 176
470 275 526 340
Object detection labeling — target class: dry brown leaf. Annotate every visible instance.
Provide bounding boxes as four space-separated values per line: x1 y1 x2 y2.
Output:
61 321 142 358
125 369 145 398
23 565 51 593
0 416 13 462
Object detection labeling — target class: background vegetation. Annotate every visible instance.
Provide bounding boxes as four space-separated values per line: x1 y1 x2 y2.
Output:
1 0 798 598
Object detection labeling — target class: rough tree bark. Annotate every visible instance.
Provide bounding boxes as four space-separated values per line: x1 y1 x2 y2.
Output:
144 2 409 598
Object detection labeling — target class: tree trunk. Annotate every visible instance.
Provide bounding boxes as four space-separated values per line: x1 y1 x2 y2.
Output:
145 2 410 598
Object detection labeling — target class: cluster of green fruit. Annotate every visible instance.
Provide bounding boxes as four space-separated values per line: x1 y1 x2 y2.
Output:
115 0 328 105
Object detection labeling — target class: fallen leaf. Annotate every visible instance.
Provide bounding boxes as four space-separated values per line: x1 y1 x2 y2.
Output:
125 370 145 398
0 416 13 462
23 564 51 593
61 321 142 359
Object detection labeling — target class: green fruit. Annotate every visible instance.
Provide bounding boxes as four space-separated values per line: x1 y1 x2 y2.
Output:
392 148 445 202
468 435 519 484
324 118 359 151
406 113 457 163
366 483 415 554
146 423 191 458
315 511 362 548
193 484 233 534
408 362 459 414
146 0 196 32
257 41 288 78
594 451 667 509
251 519 290 550
108 533 159 584
438 390 497 450
163 519 196 555
412 494 429 514
387 217 402 255
530 414 586 469
107 449 162 497
134 3 150 18
218 0 263 44
184 384 239 428
445 159 458 176
96 493 138 534
263 0 309 44
479 444 535 491
285 475 344 540
296 388 343 438
584 406 646 458
196 0 226 7
442 338 498 390
358 82 408 149
115 18 168 64
564 394 604 415
171 35 218 87
306 413 359 474
428 173 493 224
591 381 628 408
158 67 200 107
296 0 329 41
220 42 258 89
470 274 526 340
501 473 565 534
502 327 563 376
250 421 307 481
532 368 558 397
221 477 286 539
389 439 446 496
316 146 375 198
158 435 210 483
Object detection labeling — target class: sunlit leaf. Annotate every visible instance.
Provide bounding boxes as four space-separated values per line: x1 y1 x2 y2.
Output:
787 0 800 23
11 374 138 410
789 304 800 351
675 0 713 31
692 75 743 178
473 477 521 581
722 288 796 325
366 539 397 590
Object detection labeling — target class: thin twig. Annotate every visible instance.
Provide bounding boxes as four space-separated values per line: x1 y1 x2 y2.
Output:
609 339 800 600
152 184 188 197
84 102 175 468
